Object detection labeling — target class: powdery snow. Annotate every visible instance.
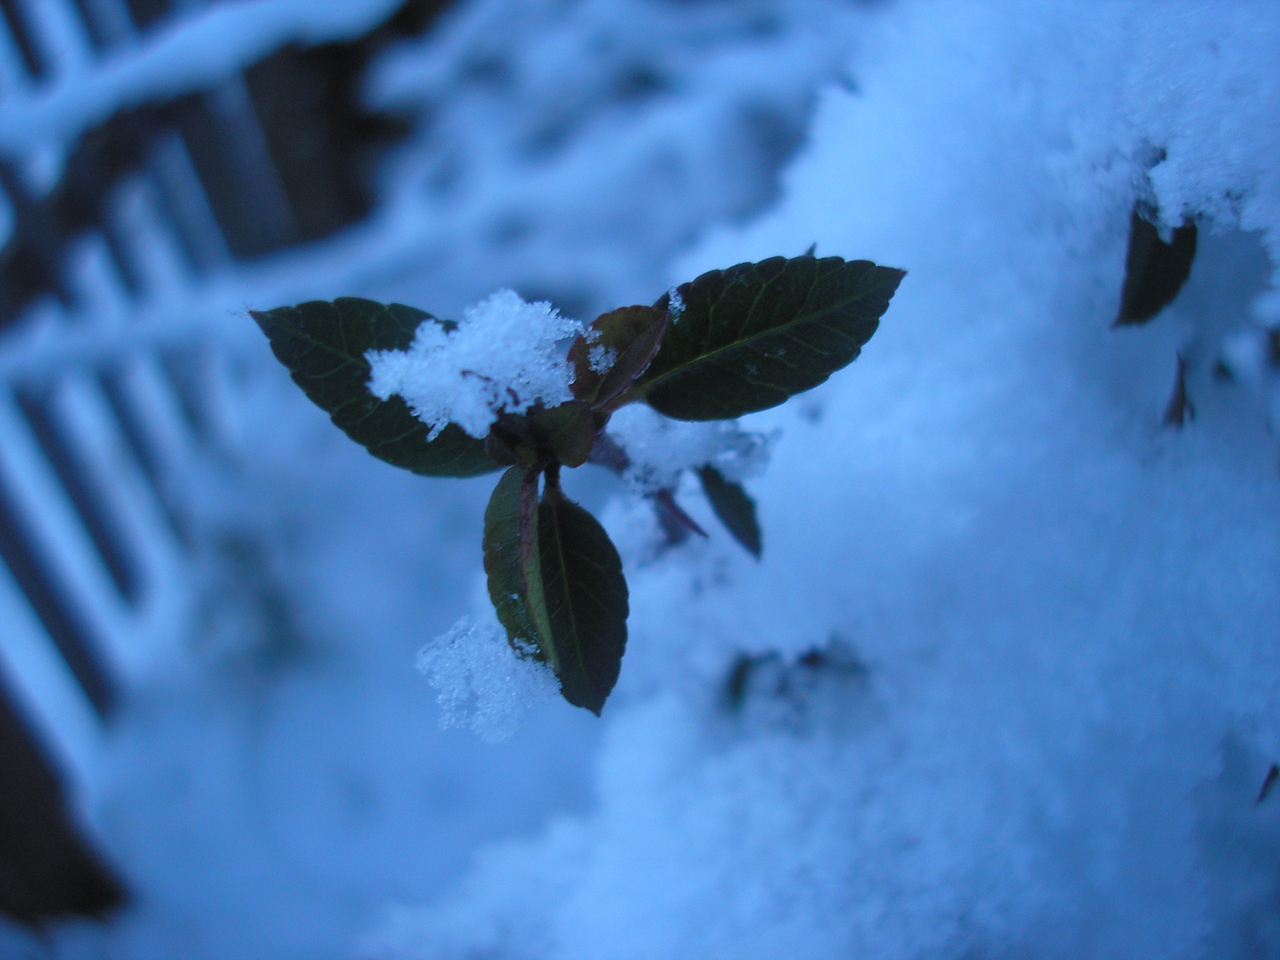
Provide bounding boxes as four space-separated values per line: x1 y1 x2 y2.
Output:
365 3 1280 959
366 290 581 440
417 614 560 744
607 403 772 494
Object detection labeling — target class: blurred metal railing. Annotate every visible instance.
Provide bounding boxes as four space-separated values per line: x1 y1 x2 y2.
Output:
0 0 447 925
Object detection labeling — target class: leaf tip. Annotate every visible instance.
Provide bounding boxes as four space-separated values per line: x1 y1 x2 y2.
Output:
696 465 761 559
247 307 274 333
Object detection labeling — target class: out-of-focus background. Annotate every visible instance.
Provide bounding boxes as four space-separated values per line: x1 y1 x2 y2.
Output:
0 0 871 955
5 2 1280 959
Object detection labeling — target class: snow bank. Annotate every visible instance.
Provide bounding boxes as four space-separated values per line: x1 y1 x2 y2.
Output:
366 3 1280 958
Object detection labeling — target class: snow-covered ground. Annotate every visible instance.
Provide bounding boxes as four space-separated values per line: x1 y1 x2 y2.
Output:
367 3 1280 958
11 0 1280 957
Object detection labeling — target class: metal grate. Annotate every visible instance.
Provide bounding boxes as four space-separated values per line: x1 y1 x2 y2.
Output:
0 0 450 927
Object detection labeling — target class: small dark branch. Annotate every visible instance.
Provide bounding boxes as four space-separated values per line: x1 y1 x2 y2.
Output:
543 462 562 493
653 488 707 539
724 655 756 711
798 649 826 669
1162 353 1195 428
458 369 522 407
458 368 522 407
655 501 692 547
1258 764 1279 804
660 506 691 545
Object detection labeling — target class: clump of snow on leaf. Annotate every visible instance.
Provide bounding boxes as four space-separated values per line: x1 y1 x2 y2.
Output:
416 614 560 743
588 346 617 374
366 290 582 440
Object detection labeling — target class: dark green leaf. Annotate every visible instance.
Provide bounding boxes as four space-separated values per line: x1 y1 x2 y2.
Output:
483 466 555 665
487 416 541 467
1162 353 1194 428
488 402 598 468
1115 206 1197 325
251 297 497 477
697 466 761 558
485 432 522 467
538 484 628 714
636 255 904 420
569 305 669 410
652 488 707 545
528 402 598 468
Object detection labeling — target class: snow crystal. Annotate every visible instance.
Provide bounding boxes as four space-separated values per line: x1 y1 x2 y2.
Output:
666 287 685 322
416 615 560 744
587 345 617 374
366 290 582 440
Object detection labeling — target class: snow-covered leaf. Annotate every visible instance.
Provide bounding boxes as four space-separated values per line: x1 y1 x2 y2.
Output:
251 298 497 477
365 290 581 440
538 484 628 715
637 255 903 420
697 464 761 558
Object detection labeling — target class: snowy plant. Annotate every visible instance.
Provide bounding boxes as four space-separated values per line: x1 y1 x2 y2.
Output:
252 254 903 713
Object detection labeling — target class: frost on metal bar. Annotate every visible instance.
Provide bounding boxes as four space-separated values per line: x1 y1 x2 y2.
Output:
0 0 405 155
